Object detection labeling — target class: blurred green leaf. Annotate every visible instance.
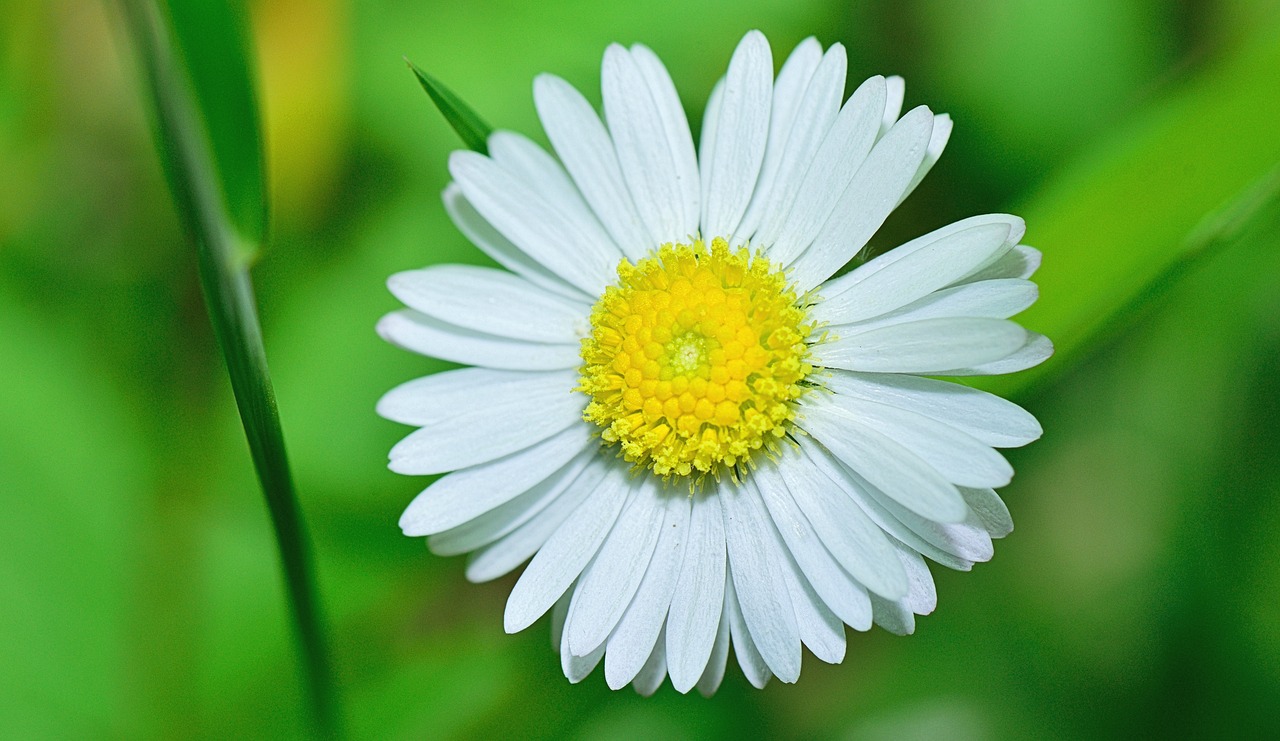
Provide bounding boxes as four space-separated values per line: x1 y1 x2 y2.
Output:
407 59 492 154
160 0 267 251
992 19 1280 394
912 0 1176 193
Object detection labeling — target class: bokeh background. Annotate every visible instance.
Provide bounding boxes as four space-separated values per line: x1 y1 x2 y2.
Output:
3 0 1280 738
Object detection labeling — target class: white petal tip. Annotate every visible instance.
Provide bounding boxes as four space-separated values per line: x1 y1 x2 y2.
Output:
446 149 482 176
386 457 425 476
374 313 397 341
568 630 605 661
504 603 535 634
602 43 628 65
1006 215 1028 246
870 577 910 604
935 501 972 525
397 515 426 538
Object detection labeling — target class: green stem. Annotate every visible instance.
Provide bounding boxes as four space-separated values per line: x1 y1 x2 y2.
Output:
119 1 338 736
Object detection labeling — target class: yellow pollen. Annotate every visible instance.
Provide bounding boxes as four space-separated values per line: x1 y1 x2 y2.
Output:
578 238 813 480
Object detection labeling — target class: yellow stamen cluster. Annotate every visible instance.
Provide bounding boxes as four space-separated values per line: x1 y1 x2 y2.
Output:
579 238 813 480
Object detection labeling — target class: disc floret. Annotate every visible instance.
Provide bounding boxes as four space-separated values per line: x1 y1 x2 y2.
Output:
579 237 813 480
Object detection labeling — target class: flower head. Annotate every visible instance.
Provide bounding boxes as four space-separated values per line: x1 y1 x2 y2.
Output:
379 30 1050 695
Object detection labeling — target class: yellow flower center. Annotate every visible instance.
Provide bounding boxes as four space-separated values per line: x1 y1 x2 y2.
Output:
579 238 813 480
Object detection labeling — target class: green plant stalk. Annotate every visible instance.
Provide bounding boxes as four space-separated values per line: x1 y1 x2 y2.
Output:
120 1 337 736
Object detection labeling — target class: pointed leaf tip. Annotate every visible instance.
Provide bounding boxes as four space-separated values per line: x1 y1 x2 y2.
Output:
406 59 492 154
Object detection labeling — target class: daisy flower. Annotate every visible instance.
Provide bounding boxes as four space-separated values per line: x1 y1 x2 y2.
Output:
378 30 1050 695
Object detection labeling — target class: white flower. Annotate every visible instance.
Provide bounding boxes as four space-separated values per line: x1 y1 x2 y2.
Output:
378 30 1050 695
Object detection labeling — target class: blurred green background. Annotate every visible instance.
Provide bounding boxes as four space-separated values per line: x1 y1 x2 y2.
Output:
3 0 1280 738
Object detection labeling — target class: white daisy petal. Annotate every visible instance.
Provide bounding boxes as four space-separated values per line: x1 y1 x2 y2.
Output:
739 43 847 247
780 559 845 665
695 603 732 697
699 30 772 240
561 606 606 683
450 150 617 295
387 265 588 344
869 593 914 636
376 310 580 371
725 572 772 689
631 43 702 232
567 477 666 657
899 113 953 205
789 106 936 290
398 423 593 536
880 75 904 134
376 367 536 427
550 590 570 650
603 44 699 244
958 244 1043 283
758 481 846 664
442 183 589 302
936 331 1054 375
723 484 802 682
819 213 1024 302
534 74 652 261
894 542 939 615
735 37 828 241
751 461 875 628
428 448 594 557
872 489 995 564
386 368 582 475
800 400 968 523
697 78 725 227
464 460 604 582
771 444 908 601
763 75 886 264
666 492 727 694
812 317 1029 375
835 279 1039 336
870 543 941 635
487 131 623 259
815 393 1013 488
960 486 1015 539
504 468 631 632
604 494 689 690
810 455 976 572
631 630 668 696
812 219 1017 326
821 370 1043 448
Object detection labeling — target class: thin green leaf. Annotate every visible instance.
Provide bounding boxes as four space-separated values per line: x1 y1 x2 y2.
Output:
979 20 1280 397
118 1 337 736
406 58 492 154
160 0 268 254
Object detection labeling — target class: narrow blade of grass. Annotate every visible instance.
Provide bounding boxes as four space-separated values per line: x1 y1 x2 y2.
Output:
406 58 492 153
117 1 338 736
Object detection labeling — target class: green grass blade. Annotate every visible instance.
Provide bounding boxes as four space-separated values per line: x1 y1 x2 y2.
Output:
406 58 492 153
160 0 267 256
118 1 338 736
